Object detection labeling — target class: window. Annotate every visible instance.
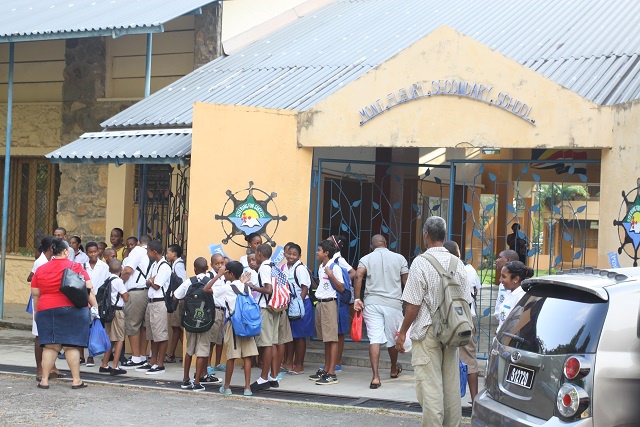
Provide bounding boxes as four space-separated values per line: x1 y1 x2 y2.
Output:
0 158 59 255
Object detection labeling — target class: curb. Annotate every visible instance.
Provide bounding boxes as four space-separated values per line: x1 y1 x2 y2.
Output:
0 321 32 331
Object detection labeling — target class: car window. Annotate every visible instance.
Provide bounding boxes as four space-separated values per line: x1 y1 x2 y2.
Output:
498 284 608 355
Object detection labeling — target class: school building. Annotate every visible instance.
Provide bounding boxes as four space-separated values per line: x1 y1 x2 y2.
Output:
5 0 640 311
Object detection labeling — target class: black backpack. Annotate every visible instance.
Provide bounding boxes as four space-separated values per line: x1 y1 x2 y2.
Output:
96 277 119 325
181 276 215 333
164 259 185 313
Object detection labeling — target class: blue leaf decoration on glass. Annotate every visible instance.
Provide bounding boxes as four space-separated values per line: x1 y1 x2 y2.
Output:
507 204 517 213
568 165 575 175
465 250 473 260
331 199 339 208
431 204 441 212
552 205 562 214
563 231 572 241
573 250 582 260
532 173 541 182
340 223 349 232
485 203 495 212
579 174 588 183
473 228 482 238
390 241 398 249
346 163 351 173
394 175 402 183
392 201 401 209
488 173 497 182
522 164 529 174
385 167 391 176
411 203 420 212
530 204 539 212
434 176 442 184
372 201 380 210
482 247 492 256
351 200 361 208
423 168 431 178
414 247 421 255
483 307 491 317
576 205 587 213
349 238 359 248
517 230 526 239
479 164 485 174
527 248 536 257
463 203 472 212
355 173 363 181
554 254 563 266
381 225 389 233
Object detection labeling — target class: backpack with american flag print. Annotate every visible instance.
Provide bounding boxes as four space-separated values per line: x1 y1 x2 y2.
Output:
258 262 291 313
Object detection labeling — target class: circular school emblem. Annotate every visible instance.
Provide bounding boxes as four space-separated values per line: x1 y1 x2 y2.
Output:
215 181 287 247
614 178 640 266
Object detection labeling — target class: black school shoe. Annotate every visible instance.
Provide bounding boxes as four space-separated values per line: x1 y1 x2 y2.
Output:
99 367 111 373
110 368 127 376
269 380 279 388
315 373 338 385
308 369 326 381
124 359 145 367
199 374 222 385
250 380 271 392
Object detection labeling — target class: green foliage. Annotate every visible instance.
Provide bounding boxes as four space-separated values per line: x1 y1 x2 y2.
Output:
536 184 589 212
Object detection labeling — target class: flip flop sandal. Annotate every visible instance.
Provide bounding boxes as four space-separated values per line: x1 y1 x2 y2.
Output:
163 355 176 363
71 382 88 389
390 363 403 379
286 370 304 375
50 372 67 379
369 381 381 389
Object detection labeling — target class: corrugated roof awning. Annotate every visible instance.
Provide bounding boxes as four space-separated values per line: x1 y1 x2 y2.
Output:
45 129 192 165
0 0 217 43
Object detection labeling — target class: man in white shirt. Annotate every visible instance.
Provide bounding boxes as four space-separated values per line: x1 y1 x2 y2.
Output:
137 240 172 375
53 227 75 261
122 235 151 367
248 244 279 392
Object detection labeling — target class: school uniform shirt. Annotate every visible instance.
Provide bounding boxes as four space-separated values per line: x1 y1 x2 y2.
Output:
172 259 187 283
256 258 274 308
174 272 209 300
248 269 259 301
283 261 311 299
493 283 509 322
332 252 353 273
31 252 48 273
147 257 172 299
219 279 246 320
85 259 110 293
207 270 227 308
123 245 149 291
239 255 249 269
316 261 344 300
464 263 482 317
496 286 526 331
74 250 90 264
108 273 127 308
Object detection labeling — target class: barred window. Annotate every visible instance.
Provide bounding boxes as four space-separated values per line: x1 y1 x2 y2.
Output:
0 157 59 255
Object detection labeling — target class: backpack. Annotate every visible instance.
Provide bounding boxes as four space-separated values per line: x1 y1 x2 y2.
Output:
226 283 262 337
96 277 119 325
421 253 473 347
329 260 352 305
258 263 290 313
164 259 185 313
287 264 307 321
181 276 215 333
156 261 178 313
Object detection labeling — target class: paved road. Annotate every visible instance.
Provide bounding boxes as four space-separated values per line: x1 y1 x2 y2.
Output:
1 375 474 426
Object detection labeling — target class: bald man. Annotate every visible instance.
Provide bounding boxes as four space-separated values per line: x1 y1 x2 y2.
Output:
353 234 409 389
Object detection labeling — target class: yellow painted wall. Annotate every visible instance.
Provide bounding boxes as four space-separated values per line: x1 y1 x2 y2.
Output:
298 26 613 151
188 102 313 263
3 256 34 304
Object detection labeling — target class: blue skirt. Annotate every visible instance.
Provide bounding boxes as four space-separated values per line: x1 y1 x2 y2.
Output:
290 299 314 339
36 306 90 348
337 300 351 335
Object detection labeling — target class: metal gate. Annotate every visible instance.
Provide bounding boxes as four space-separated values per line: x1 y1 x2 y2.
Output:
136 164 189 250
311 156 600 358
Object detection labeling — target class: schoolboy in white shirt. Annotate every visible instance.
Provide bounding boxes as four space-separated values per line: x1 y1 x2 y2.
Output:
309 240 344 385
99 259 129 375
205 253 227 375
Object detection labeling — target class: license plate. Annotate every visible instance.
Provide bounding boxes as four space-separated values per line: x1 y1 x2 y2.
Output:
505 364 535 389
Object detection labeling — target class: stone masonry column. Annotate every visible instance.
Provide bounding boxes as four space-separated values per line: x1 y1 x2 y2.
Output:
194 2 223 69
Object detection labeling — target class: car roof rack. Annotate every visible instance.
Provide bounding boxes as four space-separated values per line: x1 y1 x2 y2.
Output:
556 267 628 283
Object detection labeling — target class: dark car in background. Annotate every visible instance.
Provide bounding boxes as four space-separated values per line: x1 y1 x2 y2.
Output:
472 268 640 426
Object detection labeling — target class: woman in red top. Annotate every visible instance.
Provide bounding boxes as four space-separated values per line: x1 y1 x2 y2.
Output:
31 238 98 389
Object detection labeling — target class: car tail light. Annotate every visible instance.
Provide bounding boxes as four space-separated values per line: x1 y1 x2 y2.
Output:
557 383 589 418
563 356 590 380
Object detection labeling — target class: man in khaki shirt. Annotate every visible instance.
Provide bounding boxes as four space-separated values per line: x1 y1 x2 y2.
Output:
396 216 471 427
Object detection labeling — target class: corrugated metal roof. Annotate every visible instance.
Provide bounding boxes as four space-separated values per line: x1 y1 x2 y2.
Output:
46 129 191 164
103 0 640 129
0 0 217 42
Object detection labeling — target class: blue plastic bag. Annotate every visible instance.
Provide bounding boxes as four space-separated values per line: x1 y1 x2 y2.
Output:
459 359 468 397
88 318 111 357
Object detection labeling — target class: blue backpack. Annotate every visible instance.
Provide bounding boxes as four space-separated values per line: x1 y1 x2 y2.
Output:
226 283 262 337
330 260 352 305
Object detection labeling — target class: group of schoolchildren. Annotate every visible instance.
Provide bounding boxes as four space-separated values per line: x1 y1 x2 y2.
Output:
70 229 356 395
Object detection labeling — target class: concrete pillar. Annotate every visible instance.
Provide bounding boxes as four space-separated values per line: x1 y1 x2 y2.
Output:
194 2 223 69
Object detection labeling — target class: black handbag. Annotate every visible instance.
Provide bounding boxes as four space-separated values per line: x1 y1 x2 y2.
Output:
60 262 89 308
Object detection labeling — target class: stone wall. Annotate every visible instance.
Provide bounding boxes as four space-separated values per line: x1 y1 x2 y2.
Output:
194 2 223 69
0 104 62 150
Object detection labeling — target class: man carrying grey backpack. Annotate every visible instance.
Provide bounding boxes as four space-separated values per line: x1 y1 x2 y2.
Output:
396 216 472 427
